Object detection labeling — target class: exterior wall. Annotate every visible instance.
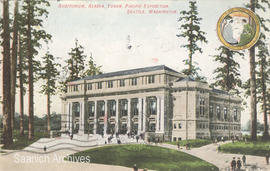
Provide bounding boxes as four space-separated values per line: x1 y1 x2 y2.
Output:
61 66 242 142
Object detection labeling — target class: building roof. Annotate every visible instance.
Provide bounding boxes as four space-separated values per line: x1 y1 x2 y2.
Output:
212 88 229 95
76 65 180 82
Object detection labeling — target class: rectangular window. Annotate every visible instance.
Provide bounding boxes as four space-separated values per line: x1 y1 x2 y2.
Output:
88 102 95 117
73 85 79 92
97 101 105 116
131 99 139 116
217 105 221 120
178 123 182 129
209 105 213 118
148 97 157 115
120 79 125 87
97 82 102 89
131 78 137 86
73 102 80 117
148 75 155 84
174 123 177 129
234 108 238 121
108 100 116 116
119 99 128 116
199 97 205 116
224 107 228 121
87 83 92 90
107 81 113 88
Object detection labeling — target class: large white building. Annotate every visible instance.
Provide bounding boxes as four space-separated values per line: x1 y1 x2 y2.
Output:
61 65 242 141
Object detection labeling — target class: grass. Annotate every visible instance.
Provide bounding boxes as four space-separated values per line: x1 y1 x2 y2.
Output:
66 144 218 171
165 139 212 148
219 141 270 156
1 130 49 150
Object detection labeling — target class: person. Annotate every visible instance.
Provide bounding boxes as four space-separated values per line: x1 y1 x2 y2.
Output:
133 164 138 171
266 153 269 165
231 157 236 171
177 142 180 150
136 135 139 143
236 157 242 170
242 155 246 166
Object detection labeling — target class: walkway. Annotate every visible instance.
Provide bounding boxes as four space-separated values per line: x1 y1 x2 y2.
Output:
158 141 270 171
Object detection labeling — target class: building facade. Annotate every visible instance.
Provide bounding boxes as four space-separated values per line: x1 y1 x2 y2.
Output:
61 65 242 141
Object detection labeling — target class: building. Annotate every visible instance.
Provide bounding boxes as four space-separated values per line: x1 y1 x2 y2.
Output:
61 65 242 141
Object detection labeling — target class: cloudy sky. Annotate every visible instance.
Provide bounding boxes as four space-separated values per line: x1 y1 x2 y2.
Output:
2 0 269 126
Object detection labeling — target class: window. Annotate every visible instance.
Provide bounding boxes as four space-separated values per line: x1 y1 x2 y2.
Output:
131 99 138 116
178 123 182 129
224 107 228 121
88 102 95 117
199 97 205 116
149 123 156 132
217 105 221 120
173 137 177 142
108 100 116 116
131 78 137 86
148 75 155 84
178 137 182 141
148 97 157 115
120 79 125 87
72 85 79 92
174 123 177 129
97 101 105 116
119 99 128 116
73 102 80 117
87 83 92 90
209 105 213 118
234 108 238 121
107 81 113 88
97 82 102 89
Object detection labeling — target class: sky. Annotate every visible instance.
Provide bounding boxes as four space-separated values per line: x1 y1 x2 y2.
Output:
1 0 270 126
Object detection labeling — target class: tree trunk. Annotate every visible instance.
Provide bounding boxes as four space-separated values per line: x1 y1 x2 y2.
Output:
261 58 269 140
27 0 34 140
10 0 19 130
47 92 51 133
19 34 24 136
2 0 13 147
249 0 257 141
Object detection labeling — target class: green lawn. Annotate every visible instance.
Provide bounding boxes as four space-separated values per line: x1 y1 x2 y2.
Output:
66 144 218 171
219 141 270 156
1 130 49 150
166 139 212 148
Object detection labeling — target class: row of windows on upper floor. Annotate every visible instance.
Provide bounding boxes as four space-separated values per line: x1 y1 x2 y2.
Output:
173 122 240 131
68 75 156 92
198 97 239 122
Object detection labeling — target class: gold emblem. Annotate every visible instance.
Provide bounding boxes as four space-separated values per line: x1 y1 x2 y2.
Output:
217 7 260 50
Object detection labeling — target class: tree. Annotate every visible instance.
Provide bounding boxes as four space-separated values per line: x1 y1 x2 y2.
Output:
20 0 52 139
83 53 102 77
246 0 270 141
176 1 207 80
38 51 60 132
212 46 244 95
10 0 19 130
2 0 13 147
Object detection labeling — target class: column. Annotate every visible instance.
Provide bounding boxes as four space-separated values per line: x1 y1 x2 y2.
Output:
127 98 131 133
67 103 70 131
79 101 85 134
94 101 97 134
69 102 73 135
143 97 147 132
156 96 160 132
160 96 165 132
115 99 119 134
138 98 142 135
104 100 108 136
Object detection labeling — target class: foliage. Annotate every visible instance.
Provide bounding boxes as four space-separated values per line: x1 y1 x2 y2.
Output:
177 1 207 81
66 144 218 171
166 139 212 148
211 46 243 95
219 141 270 157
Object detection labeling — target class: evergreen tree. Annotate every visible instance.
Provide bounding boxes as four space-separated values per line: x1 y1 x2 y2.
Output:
2 0 13 147
38 51 60 133
83 53 102 77
212 46 244 95
176 1 207 80
20 0 52 140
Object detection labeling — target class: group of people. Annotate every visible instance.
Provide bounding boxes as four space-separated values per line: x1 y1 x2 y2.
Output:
231 155 246 171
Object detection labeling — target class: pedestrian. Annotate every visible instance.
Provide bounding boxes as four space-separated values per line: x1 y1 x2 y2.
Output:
231 157 236 171
136 135 139 143
242 154 246 166
177 142 180 150
133 164 138 171
266 153 269 165
236 157 241 170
